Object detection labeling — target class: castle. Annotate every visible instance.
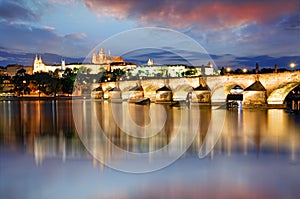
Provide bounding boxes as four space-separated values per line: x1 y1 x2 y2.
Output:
32 49 135 74
92 48 124 64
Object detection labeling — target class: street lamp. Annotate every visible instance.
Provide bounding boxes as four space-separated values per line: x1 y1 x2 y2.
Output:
290 62 296 70
242 68 248 73
226 67 231 73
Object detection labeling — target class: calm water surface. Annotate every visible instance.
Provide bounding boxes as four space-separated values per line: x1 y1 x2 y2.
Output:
1 100 300 199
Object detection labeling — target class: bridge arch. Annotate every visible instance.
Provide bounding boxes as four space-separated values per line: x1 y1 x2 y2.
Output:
223 82 247 94
267 82 300 104
173 84 194 100
211 84 226 103
211 82 248 103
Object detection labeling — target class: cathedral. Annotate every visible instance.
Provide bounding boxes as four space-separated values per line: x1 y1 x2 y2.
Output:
33 55 47 73
92 48 124 64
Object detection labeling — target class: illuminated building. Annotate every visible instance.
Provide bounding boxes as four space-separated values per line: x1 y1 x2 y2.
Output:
92 48 124 64
33 55 47 73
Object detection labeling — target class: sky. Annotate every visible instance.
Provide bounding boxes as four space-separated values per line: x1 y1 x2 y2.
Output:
0 0 299 67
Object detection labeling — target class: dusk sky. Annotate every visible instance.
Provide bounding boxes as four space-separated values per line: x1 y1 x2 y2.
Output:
0 0 299 67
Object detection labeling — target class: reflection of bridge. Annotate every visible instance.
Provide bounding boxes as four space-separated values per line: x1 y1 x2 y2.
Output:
95 71 300 106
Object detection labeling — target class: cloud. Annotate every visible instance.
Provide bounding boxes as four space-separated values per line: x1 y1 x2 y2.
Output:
84 0 298 30
64 33 87 40
83 0 300 58
47 0 77 5
0 0 39 22
0 21 90 58
43 25 56 31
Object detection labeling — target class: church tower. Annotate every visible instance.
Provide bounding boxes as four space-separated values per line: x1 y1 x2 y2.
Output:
33 54 47 73
34 54 39 66
98 48 106 64
92 52 97 64
147 58 154 66
61 59 65 70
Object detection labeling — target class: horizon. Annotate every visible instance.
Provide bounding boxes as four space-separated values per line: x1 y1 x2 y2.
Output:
0 52 299 70
0 0 299 68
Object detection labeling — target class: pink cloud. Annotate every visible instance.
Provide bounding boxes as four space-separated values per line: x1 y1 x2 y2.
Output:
43 25 55 31
84 0 298 30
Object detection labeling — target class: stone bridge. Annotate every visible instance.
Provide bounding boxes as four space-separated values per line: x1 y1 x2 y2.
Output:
92 71 300 105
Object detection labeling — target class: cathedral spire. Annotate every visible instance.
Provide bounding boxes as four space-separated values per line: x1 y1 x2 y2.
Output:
147 58 154 66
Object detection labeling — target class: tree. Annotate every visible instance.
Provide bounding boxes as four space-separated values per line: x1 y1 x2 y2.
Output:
12 69 30 96
61 77 74 95
0 74 4 93
220 67 225 75
234 68 243 74
78 66 88 74
48 77 62 97
61 68 76 95
31 72 63 96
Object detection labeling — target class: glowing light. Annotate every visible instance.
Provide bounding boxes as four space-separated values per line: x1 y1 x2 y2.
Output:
242 68 247 73
290 62 296 68
226 67 231 72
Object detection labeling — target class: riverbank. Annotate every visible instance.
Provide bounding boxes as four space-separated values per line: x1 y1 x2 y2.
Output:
0 95 85 101
0 95 290 110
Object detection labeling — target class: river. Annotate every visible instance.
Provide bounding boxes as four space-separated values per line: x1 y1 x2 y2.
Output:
1 99 300 198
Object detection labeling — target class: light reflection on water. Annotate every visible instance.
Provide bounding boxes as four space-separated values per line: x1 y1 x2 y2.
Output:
1 100 300 199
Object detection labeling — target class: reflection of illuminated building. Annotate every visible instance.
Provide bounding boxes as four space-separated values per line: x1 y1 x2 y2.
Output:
1 99 300 172
34 135 89 165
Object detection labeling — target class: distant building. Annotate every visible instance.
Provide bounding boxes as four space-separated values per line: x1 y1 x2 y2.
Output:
0 67 7 75
33 55 65 73
147 58 154 66
195 62 215 76
92 48 124 65
33 55 48 73
6 64 33 76
131 60 218 78
31 49 135 75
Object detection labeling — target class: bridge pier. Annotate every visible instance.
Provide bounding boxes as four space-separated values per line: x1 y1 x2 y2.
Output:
87 71 299 107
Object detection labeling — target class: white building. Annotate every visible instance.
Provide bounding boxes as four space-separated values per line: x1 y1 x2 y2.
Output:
33 55 47 73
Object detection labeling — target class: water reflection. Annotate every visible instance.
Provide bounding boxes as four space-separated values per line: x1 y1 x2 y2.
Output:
1 100 299 165
0 100 87 165
1 100 300 198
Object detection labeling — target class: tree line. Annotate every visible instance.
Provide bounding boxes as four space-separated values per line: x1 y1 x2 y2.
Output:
0 68 77 97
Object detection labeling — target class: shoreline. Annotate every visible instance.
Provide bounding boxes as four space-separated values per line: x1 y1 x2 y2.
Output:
0 96 288 110
0 96 84 101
